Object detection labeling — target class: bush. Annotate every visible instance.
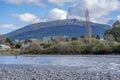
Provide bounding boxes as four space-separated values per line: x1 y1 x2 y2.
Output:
92 40 112 54
20 37 120 55
55 42 73 54
48 42 74 54
70 41 86 54
40 43 52 48
5 38 13 46
15 43 21 48
114 43 120 54
21 43 43 54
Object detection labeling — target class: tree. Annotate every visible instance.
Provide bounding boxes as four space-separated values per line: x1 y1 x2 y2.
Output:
5 38 13 46
51 36 54 41
96 35 100 39
85 9 92 44
15 43 21 48
24 39 32 44
104 20 120 42
72 37 78 41
22 43 43 54
113 20 120 27
80 35 84 38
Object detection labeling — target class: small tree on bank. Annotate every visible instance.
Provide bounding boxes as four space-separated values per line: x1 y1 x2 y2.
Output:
5 38 13 46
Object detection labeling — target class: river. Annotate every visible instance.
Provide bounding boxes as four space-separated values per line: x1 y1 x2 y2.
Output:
0 55 120 71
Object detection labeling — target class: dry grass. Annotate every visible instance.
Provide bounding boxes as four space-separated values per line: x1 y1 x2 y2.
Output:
0 49 20 55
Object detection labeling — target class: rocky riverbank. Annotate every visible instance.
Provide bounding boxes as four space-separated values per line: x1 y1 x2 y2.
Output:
0 65 120 80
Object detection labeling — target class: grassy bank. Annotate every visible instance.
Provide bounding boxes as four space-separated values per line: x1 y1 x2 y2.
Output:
0 49 20 55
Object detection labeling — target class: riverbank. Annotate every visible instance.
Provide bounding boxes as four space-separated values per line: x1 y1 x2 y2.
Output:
0 49 20 55
1 38 120 55
0 65 120 80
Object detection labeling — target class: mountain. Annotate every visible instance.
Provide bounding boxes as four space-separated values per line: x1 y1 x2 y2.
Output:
6 19 110 40
104 20 120 42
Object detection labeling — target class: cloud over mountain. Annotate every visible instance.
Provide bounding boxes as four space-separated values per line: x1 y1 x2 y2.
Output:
12 8 67 23
44 8 67 21
12 13 42 23
67 0 120 24
4 0 120 24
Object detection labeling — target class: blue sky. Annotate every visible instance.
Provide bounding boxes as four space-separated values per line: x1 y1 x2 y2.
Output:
0 0 120 34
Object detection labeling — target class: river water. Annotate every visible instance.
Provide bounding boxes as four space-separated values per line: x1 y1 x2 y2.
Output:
0 55 120 71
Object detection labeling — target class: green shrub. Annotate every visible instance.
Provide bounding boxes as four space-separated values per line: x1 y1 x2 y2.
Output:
92 41 112 54
48 42 74 54
40 43 52 48
15 43 21 48
5 38 13 46
70 41 87 54
114 43 120 54
22 43 43 54
20 37 120 55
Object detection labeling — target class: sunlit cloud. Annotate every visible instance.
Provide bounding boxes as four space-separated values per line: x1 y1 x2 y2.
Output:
44 8 67 21
12 13 43 23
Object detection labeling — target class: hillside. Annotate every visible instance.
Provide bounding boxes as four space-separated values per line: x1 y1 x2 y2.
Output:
104 20 120 42
5 19 110 40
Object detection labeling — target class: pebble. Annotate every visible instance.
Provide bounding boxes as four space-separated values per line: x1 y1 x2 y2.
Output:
0 65 119 80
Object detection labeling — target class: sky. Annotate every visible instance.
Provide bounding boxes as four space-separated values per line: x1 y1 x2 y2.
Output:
0 0 120 34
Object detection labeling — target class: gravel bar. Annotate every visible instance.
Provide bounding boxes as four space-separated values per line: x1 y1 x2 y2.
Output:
0 65 120 80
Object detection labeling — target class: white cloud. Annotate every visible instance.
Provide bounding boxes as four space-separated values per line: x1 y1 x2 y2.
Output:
12 13 42 23
4 0 45 7
67 0 120 24
44 8 67 21
117 15 120 21
0 24 20 29
48 0 75 6
12 9 67 23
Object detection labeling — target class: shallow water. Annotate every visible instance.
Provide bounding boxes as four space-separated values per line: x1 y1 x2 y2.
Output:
0 55 120 71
